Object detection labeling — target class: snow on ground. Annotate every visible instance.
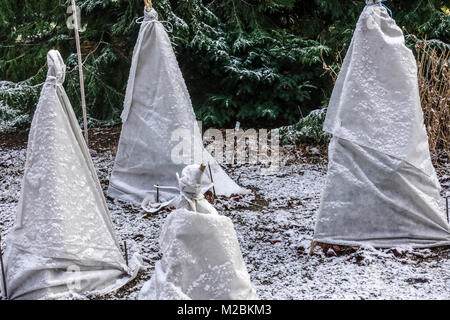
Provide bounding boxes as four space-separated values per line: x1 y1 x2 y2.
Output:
0 141 449 300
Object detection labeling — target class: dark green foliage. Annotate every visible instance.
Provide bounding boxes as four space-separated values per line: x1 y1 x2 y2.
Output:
279 107 330 145
0 0 449 132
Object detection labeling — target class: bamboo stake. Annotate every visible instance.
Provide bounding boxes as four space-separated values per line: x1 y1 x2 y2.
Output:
0 233 7 299
71 0 89 144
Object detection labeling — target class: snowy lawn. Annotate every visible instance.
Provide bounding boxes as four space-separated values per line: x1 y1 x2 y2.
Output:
0 129 449 300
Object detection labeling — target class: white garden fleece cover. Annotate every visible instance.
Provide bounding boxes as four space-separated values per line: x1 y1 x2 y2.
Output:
108 8 247 204
138 210 259 300
314 1 450 248
0 50 140 300
138 164 258 300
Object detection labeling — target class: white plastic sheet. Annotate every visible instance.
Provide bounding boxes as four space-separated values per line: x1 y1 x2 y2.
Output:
1 50 140 300
108 8 247 204
138 164 258 300
313 2 450 248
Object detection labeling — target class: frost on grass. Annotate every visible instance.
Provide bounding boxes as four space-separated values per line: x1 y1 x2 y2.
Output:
0 140 449 300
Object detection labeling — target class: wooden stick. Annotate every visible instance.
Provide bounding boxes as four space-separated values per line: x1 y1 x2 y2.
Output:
309 241 316 256
71 0 88 144
207 162 216 198
124 241 128 267
144 0 152 10
0 234 8 299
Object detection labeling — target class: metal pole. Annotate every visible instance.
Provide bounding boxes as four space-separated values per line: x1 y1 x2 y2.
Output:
124 241 128 267
0 233 8 299
446 196 449 224
156 185 160 203
71 0 88 144
208 162 216 198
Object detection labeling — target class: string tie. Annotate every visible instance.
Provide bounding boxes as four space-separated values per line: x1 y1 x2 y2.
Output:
367 0 392 17
135 8 173 33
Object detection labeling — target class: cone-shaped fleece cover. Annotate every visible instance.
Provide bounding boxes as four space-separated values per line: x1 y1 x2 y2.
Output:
138 208 258 300
313 2 450 248
1 50 139 300
108 8 248 204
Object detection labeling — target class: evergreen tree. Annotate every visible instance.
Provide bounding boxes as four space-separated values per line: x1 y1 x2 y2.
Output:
0 0 448 132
